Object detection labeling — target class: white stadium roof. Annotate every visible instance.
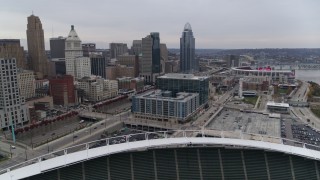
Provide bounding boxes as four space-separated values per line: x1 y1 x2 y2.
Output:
1 132 320 180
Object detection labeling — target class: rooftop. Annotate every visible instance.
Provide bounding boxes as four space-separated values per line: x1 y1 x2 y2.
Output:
66 25 81 42
158 73 208 80
135 90 198 102
267 101 290 108
184 22 192 31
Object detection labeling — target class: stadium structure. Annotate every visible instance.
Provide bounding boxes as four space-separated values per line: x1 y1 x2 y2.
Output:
231 66 295 83
1 130 320 180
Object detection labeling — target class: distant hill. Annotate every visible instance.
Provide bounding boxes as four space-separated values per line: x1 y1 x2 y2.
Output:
169 48 320 57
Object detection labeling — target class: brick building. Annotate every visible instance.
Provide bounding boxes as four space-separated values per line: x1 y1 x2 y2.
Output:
49 75 76 106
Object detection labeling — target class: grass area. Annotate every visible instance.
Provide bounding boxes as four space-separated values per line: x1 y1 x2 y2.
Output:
242 96 258 105
308 81 320 98
311 108 320 118
276 87 293 96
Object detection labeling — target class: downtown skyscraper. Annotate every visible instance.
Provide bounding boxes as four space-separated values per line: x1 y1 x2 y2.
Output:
0 58 29 129
65 25 91 79
26 14 48 79
140 32 161 85
180 23 198 73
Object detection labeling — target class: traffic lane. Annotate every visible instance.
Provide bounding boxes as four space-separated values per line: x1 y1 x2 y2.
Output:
28 121 85 146
38 117 120 152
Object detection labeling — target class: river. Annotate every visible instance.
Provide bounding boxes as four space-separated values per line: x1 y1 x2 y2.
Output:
295 70 320 85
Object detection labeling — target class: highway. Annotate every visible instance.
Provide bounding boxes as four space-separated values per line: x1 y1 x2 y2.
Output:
291 81 309 102
0 111 131 171
289 80 320 131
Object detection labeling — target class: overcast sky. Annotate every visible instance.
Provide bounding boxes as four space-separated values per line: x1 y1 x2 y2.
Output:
0 0 319 49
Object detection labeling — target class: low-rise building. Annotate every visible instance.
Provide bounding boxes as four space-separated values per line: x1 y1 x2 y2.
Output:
77 76 118 102
267 101 290 114
132 90 199 122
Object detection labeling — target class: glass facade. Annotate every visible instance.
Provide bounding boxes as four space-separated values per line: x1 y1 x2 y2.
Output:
180 23 198 73
151 32 161 74
156 76 209 105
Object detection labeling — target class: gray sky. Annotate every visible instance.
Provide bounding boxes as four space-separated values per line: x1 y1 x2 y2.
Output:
0 0 319 49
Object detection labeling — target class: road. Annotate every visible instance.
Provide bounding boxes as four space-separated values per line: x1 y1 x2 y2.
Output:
0 111 130 171
291 81 309 102
289 80 320 131
185 85 238 129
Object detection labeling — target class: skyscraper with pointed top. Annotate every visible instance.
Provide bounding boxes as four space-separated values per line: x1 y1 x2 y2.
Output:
65 25 91 79
180 23 197 73
26 14 48 79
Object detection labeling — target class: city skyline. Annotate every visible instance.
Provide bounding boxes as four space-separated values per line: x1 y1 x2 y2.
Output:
0 0 320 49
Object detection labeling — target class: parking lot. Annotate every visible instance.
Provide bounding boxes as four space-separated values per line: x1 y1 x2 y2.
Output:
291 124 320 146
206 108 281 137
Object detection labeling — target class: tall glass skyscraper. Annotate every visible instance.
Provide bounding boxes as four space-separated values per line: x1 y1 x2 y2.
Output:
150 32 161 74
180 23 198 73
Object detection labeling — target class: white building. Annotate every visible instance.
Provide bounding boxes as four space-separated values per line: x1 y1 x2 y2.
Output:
75 57 91 78
77 76 118 102
0 58 29 129
17 70 35 99
65 25 91 79
132 90 200 122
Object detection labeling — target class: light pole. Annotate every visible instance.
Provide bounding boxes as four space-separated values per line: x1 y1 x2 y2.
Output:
73 131 75 143
47 139 49 153
25 148 28 161
105 116 107 129
9 145 12 158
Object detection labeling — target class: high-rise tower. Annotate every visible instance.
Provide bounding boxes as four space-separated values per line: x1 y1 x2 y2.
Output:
0 39 26 69
0 58 29 129
26 14 48 78
65 25 91 79
140 32 161 85
180 23 197 73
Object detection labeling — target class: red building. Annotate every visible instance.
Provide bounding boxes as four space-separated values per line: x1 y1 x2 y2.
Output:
49 75 76 106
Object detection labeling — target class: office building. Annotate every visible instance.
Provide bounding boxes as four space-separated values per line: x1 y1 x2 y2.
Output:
91 56 107 78
117 77 144 92
77 76 118 102
17 70 35 100
50 36 66 59
140 33 162 84
110 43 128 59
225 55 240 68
0 39 26 69
160 43 168 62
0 58 29 129
49 75 76 106
151 33 161 74
65 25 91 79
132 90 199 122
82 43 96 57
165 60 179 73
105 65 135 80
131 40 142 55
50 59 66 75
156 73 209 105
34 79 49 97
116 54 139 77
75 56 91 78
26 14 48 78
180 23 197 73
